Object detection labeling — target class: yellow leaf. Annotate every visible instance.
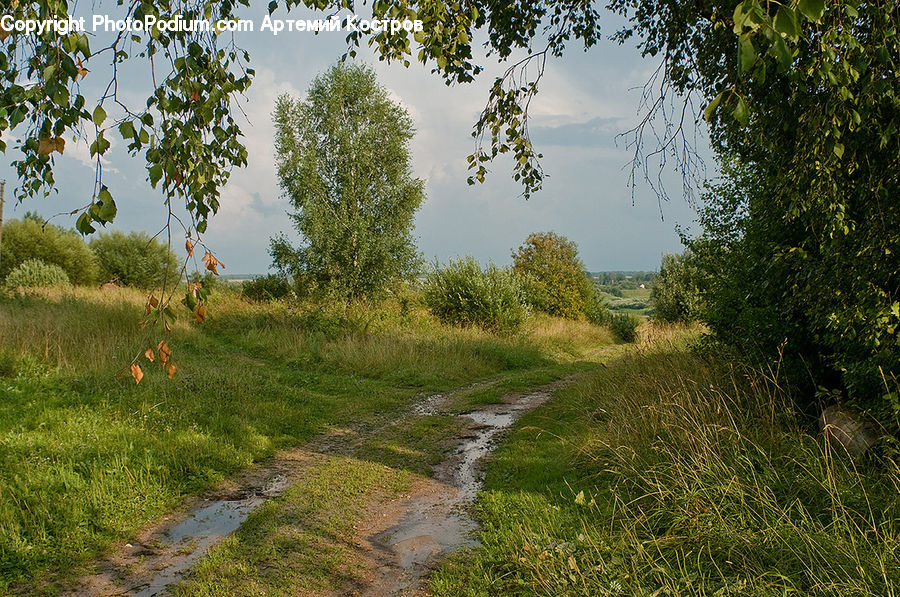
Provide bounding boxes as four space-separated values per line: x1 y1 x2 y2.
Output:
145 348 155 362
37 136 65 157
194 304 207 323
130 362 144 384
202 251 223 275
75 58 88 79
185 239 194 257
166 363 177 379
568 555 579 572
158 340 172 365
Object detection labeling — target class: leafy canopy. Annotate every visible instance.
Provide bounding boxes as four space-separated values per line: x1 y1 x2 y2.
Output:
0 215 98 284
270 62 424 298
90 230 180 288
512 232 593 320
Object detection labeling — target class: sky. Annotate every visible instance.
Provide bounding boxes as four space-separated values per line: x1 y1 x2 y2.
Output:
0 6 712 274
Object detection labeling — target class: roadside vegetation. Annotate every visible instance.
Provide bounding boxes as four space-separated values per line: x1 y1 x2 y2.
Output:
431 326 900 596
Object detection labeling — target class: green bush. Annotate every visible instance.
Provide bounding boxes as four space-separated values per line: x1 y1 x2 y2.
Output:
651 251 703 323
423 257 528 332
583 289 612 325
5 259 71 289
242 274 293 302
610 313 640 343
89 231 179 288
0 215 98 285
512 232 594 319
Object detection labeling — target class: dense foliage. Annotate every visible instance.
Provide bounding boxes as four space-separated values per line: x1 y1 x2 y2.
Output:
5 258 70 289
270 63 424 298
610 313 640 343
242 274 293 302
608 0 900 419
512 232 594 320
90 231 179 288
0 216 97 285
423 257 528 333
651 251 703 323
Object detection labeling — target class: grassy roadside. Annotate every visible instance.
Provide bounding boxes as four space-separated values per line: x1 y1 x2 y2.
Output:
430 327 900 596
0 286 613 593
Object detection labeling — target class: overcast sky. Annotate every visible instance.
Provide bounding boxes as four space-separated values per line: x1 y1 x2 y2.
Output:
0 6 711 273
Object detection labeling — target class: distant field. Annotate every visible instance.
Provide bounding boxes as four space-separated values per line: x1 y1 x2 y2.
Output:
597 286 653 316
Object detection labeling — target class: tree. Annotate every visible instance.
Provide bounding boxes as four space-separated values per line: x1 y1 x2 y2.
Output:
90 230 179 288
512 232 593 320
0 215 98 285
651 251 703 323
616 0 900 418
270 62 424 298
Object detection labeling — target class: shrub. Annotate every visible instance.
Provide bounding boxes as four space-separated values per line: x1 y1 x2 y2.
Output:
242 274 294 302
423 257 528 332
512 232 594 319
583 289 612 325
610 313 640 343
5 259 71 289
0 216 98 285
90 231 179 288
651 251 703 323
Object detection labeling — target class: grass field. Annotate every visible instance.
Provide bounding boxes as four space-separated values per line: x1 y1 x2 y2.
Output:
429 327 900 596
3 286 899 596
0 285 613 593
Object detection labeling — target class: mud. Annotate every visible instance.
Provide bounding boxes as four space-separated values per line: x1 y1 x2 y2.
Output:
359 386 560 596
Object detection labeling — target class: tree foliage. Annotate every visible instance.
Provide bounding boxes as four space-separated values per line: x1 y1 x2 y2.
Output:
512 232 593 320
270 62 424 298
90 230 179 288
617 0 900 417
651 251 703 323
0 215 98 284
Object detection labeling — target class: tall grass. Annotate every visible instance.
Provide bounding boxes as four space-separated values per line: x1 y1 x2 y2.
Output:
431 325 900 596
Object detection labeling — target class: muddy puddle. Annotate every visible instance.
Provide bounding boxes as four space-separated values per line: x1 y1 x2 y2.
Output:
70 380 567 597
363 388 555 595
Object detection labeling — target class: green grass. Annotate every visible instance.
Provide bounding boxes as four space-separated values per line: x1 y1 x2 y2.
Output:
0 286 612 593
430 331 900 596
173 455 414 597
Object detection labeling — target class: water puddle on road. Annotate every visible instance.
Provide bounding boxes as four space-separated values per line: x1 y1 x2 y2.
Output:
364 389 553 596
123 475 287 597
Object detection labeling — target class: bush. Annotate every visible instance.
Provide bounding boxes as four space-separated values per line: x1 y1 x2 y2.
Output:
0 215 98 285
610 313 640 343
90 231 179 288
5 259 71 289
512 232 594 319
423 257 528 332
242 274 294 302
583 289 612 325
651 251 703 323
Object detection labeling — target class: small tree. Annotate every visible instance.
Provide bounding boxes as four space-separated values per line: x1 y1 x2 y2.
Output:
0 215 98 285
90 231 179 288
271 63 425 298
512 232 593 319
651 251 703 323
